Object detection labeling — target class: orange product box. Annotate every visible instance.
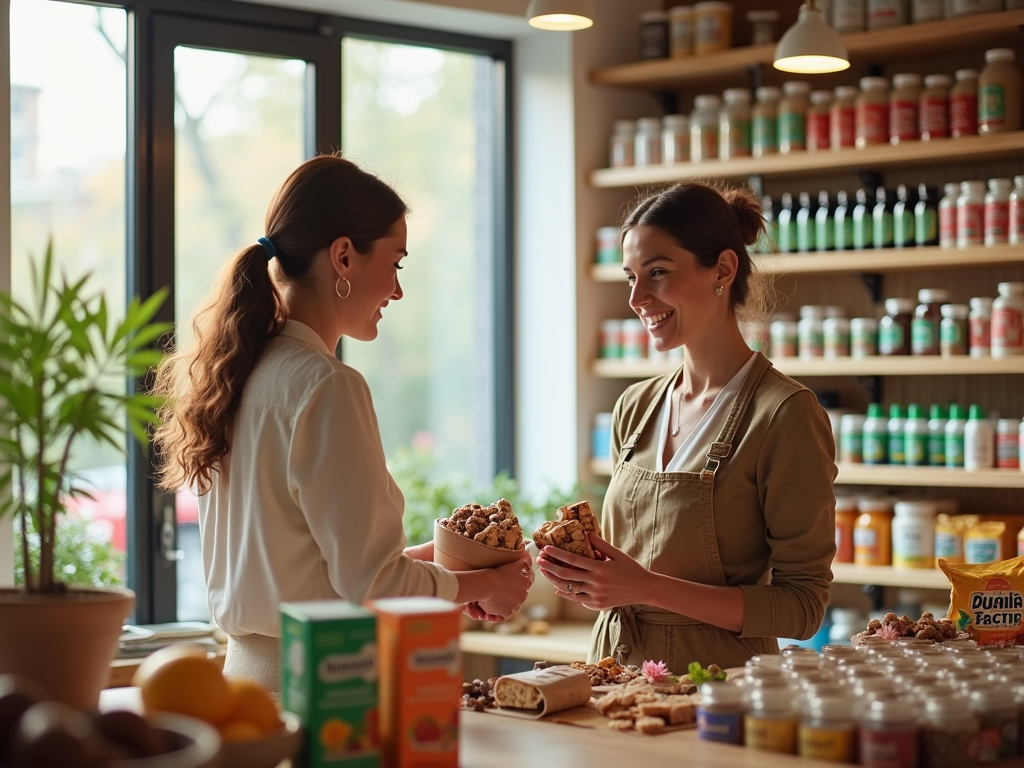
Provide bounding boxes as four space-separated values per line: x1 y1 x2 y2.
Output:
367 597 461 768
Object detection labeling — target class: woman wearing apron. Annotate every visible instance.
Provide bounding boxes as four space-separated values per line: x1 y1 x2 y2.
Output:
539 182 836 671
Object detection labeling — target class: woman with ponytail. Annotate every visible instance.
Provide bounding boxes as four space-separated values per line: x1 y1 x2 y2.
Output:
537 181 836 669
153 155 531 690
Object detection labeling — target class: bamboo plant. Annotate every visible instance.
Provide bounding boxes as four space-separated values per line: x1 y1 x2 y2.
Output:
0 243 170 594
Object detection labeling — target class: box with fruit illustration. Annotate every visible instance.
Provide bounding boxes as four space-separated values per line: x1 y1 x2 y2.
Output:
368 597 461 768
281 601 379 768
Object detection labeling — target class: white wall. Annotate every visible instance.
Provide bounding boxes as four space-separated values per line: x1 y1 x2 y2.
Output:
0 0 13 586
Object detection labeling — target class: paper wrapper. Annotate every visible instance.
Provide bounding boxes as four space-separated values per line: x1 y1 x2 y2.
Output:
491 666 593 720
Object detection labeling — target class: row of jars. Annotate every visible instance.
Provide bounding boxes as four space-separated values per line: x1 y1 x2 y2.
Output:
696 643 1024 765
609 48 1021 168
760 284 1024 361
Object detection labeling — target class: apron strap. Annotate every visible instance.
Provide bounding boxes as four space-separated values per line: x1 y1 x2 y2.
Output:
700 353 772 484
619 366 681 463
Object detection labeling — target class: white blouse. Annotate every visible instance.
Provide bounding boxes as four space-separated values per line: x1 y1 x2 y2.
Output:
654 352 757 473
198 320 459 638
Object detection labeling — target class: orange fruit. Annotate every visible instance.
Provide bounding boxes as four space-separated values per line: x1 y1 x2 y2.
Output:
133 646 232 725
219 720 265 743
319 718 352 750
225 678 281 733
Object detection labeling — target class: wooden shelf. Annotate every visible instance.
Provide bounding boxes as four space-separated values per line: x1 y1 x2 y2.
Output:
592 356 1024 378
591 131 1024 188
591 244 1024 281
832 563 949 590
590 11 1024 91
836 464 1024 488
460 622 593 663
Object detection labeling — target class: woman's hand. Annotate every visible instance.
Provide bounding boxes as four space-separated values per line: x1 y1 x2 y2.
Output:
537 533 653 611
475 551 533 621
404 541 434 562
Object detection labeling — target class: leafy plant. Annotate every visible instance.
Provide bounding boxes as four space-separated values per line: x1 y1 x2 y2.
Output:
14 511 125 589
0 242 170 594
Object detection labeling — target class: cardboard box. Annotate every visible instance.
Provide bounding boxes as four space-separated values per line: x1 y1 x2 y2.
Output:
369 597 461 768
281 601 379 768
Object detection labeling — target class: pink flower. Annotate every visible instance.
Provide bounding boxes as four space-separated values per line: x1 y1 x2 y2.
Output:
876 624 900 640
642 660 670 682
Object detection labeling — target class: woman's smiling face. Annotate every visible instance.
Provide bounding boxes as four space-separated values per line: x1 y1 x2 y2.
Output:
622 224 723 352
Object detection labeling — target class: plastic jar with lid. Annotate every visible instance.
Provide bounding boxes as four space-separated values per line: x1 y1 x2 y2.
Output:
668 6 694 59
863 403 888 465
979 48 1023 135
950 0 1001 14
798 305 825 359
938 182 959 248
919 74 951 141
718 88 751 160
950 69 978 138
856 77 890 149
639 10 670 60
609 120 636 168
997 418 1020 470
984 177 1012 246
956 180 985 248
970 687 1019 761
851 317 878 358
904 403 929 466
662 114 689 165
752 86 780 158
912 288 949 356
920 695 979 768
621 318 648 359
693 2 733 55
912 0 944 22
915 184 939 246
970 296 993 358
859 697 918 768
892 501 937 568
928 404 948 466
832 0 866 32
889 73 921 144
840 414 865 464
940 304 969 357
806 90 831 152
828 85 857 150
1011 176 1024 245
879 297 914 356
745 685 798 754
746 9 778 45
779 81 811 154
993 282 1024 358
825 314 850 358
599 319 623 358
799 697 857 762
867 0 905 29
854 497 893 566
697 682 744 743
935 513 965 563
835 495 858 563
634 117 662 166
689 95 721 162
770 315 798 358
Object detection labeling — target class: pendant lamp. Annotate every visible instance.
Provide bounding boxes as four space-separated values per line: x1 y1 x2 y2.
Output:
773 0 850 74
526 0 595 31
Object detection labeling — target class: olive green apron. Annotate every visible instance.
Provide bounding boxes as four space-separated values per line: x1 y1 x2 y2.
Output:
589 353 779 671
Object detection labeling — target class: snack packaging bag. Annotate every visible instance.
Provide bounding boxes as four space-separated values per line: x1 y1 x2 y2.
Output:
964 521 1006 564
939 555 1024 646
280 600 379 768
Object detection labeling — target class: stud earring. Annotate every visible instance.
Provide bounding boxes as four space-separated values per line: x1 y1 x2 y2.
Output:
715 285 723 297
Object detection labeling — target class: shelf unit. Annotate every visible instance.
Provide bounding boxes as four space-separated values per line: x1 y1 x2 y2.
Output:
831 564 949 590
591 131 1024 187
589 11 1024 90
592 244 1024 280
835 464 1024 489
592 356 1024 378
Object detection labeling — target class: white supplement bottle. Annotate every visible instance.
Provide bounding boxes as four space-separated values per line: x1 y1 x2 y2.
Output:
969 297 993 358
690 95 722 163
662 114 690 165
634 117 663 166
798 305 826 359
956 180 985 248
992 282 1024 358
964 404 994 471
938 182 959 249
892 501 937 568
984 178 1012 246
1010 175 1024 246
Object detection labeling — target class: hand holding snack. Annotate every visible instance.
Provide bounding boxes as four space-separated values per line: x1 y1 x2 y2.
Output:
476 552 533 620
537 530 654 611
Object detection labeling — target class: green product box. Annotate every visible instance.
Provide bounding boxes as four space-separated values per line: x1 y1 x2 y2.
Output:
281 601 380 768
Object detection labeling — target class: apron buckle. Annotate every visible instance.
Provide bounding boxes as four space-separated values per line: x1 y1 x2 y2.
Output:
700 456 720 483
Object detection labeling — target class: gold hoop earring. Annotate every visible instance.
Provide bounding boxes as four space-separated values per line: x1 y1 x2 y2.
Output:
715 285 723 297
336 277 351 299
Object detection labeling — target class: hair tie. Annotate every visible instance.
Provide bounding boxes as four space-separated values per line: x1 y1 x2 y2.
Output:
257 236 277 260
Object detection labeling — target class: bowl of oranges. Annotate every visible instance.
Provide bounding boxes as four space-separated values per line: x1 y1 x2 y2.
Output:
132 645 302 768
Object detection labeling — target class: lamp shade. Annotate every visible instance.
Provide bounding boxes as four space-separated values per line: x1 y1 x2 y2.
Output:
527 0 595 31
773 4 849 74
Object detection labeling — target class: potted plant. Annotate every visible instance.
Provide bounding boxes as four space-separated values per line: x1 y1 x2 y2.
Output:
0 243 170 708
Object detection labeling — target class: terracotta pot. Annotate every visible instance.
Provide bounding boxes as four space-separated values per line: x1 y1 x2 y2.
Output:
0 586 134 710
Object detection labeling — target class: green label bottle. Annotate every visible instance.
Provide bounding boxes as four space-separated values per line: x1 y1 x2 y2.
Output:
852 189 873 250
753 116 777 155
863 403 888 465
979 84 1006 126
888 404 906 466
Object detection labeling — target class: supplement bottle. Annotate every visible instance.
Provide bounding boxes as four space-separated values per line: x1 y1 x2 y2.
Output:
887 404 906 466
669 5 694 58
879 298 913 356
1010 175 1024 245
718 88 751 160
911 287 949 355
799 697 857 763
689 95 721 163
746 9 778 45
662 114 689 164
950 68 979 138
863 403 888 465
830 85 858 149
940 304 969 357
777 193 795 253
745 685 798 754
956 180 985 248
825 312 850 358
634 117 663 167
859 698 918 768
919 696 979 768
639 10 670 59
779 81 811 154
755 195 777 254
969 296 993 358
914 184 939 247
889 72 921 144
815 190 835 251
834 190 853 250
892 184 914 248
892 501 937 568
979 48 1022 135
867 0 905 29
964 403 994 471
873 187 895 249
840 413 865 463
770 314 798 357
945 403 967 468
795 191 816 253
919 74 951 141
938 182 960 248
903 403 929 466
693 2 733 55
609 120 636 168
996 418 1020 470
697 681 745 744
857 495 895 565
851 317 878 357
993 282 1024 358
832 0 866 32
856 77 890 149
752 86 780 158
798 305 825 358
927 404 947 466
835 496 858 563
852 188 873 250
984 177 1012 246
807 90 832 152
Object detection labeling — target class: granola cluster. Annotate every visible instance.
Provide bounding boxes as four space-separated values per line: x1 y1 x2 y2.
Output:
461 677 497 712
560 657 642 687
863 611 961 642
441 498 523 550
532 500 602 559
594 677 699 734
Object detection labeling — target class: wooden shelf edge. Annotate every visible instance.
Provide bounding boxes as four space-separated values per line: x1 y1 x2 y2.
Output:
592 357 1024 378
590 132 1024 188
836 464 1024 489
831 563 949 590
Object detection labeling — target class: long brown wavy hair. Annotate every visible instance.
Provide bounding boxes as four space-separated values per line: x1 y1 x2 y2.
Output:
152 155 408 494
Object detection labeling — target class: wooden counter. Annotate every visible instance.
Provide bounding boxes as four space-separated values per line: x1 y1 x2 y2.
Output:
460 622 593 664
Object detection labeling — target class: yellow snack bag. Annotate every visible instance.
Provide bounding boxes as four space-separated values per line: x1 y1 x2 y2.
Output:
939 555 1024 646
964 521 1006 564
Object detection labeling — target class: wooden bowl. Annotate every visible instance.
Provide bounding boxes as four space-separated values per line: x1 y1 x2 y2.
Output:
220 712 303 768
433 519 525 570
108 714 220 768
